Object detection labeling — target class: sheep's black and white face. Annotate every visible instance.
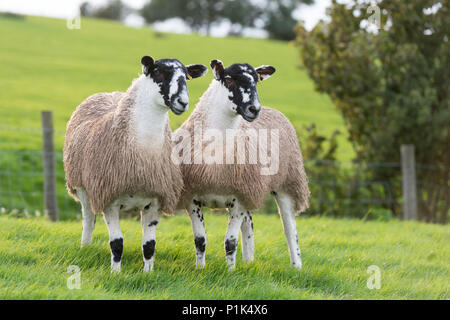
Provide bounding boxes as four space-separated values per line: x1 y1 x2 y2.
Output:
210 60 276 122
141 56 207 115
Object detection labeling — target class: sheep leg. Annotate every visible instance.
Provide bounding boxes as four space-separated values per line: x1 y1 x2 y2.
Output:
141 203 159 272
103 204 123 273
224 201 245 270
275 192 302 269
240 210 254 262
78 188 95 246
188 199 206 269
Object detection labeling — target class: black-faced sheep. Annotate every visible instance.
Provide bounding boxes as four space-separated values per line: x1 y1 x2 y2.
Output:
173 60 310 270
64 56 207 272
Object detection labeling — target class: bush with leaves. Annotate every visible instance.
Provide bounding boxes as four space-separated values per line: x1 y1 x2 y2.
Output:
295 0 449 222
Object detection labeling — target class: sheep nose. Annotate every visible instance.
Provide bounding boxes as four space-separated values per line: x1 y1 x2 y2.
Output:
177 98 188 108
248 105 258 115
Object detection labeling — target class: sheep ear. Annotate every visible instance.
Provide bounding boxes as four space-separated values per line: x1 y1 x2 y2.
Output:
210 59 224 80
141 56 154 75
186 64 208 80
255 65 276 82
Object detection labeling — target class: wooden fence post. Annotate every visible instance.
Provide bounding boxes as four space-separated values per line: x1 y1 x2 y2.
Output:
401 144 418 220
41 111 59 221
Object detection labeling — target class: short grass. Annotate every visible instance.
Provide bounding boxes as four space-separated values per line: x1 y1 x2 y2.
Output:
0 213 448 299
0 14 353 160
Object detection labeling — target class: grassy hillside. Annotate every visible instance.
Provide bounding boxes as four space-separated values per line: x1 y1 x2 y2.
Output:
0 213 448 299
0 15 353 159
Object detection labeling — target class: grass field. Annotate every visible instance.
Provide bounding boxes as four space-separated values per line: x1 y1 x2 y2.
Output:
0 213 448 299
1 14 447 301
0 14 353 160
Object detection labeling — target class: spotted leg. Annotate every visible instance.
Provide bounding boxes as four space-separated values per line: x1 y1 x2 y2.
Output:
188 198 206 268
224 200 245 270
141 201 160 272
78 188 96 246
103 203 123 273
240 210 254 262
274 191 302 269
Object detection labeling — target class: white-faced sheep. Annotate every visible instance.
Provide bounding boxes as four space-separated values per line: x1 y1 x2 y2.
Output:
64 56 207 272
173 60 310 270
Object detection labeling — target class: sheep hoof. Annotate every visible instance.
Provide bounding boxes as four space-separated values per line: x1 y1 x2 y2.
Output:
227 264 236 272
195 255 205 269
143 261 154 272
291 260 302 270
80 240 92 248
226 259 236 271
110 263 121 273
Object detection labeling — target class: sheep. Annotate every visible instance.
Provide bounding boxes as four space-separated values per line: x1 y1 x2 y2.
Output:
63 56 207 272
173 60 310 270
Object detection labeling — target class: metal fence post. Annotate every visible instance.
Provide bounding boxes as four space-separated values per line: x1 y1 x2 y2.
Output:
401 144 418 220
41 111 59 221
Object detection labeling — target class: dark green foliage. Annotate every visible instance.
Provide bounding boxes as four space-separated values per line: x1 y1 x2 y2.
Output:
260 124 397 220
264 0 313 40
295 0 449 222
140 0 256 35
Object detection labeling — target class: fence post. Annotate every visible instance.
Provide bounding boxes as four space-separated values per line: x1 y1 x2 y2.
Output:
401 144 418 220
41 111 59 221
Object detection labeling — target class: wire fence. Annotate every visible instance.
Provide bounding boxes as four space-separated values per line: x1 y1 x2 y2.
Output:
0 124 448 222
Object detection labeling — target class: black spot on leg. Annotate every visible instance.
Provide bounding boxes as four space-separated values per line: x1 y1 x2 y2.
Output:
225 238 237 256
143 240 156 260
120 205 124 210
193 199 202 207
194 236 206 253
144 202 151 210
110 238 123 263
148 220 158 227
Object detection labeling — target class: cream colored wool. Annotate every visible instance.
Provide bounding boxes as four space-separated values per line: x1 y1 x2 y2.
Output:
176 84 310 213
64 83 183 214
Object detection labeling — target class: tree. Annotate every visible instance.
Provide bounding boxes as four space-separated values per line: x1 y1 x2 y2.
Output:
264 0 313 40
141 0 257 35
80 0 126 21
295 0 449 222
140 0 314 39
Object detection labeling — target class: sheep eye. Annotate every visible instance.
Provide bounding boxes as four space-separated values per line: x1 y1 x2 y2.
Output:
152 68 164 81
224 78 235 87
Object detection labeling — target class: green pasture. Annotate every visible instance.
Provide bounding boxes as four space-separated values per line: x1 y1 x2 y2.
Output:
0 15 352 159
0 213 448 299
